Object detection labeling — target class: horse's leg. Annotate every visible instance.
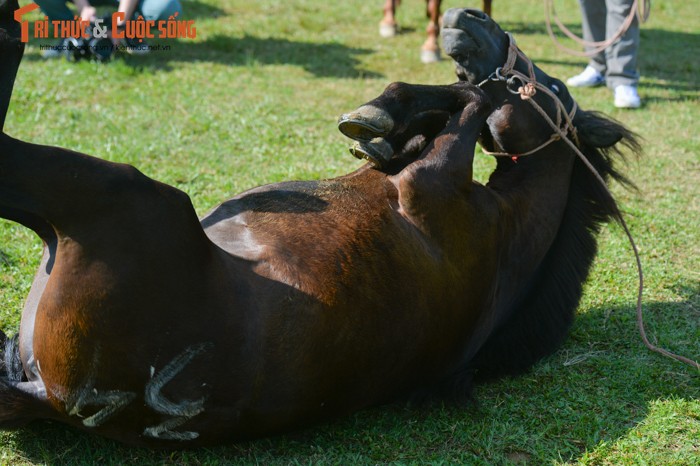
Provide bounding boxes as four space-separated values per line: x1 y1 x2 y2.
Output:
420 0 441 63
483 0 492 17
338 82 481 167
379 0 398 37
0 134 202 236
0 0 61 428
0 135 211 428
0 0 25 131
392 88 492 217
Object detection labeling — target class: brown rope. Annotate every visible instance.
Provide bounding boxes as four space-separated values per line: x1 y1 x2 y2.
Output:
479 33 700 371
480 38 579 158
544 0 651 58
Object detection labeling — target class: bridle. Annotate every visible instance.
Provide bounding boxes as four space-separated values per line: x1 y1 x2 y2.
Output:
472 32 700 371
476 32 579 160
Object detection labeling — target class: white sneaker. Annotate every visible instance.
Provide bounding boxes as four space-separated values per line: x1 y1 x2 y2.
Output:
614 85 641 109
566 65 605 87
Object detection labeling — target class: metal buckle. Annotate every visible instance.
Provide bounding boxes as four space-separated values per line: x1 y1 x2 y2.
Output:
506 75 526 95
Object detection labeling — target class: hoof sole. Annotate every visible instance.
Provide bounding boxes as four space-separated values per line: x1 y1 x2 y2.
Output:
338 105 394 142
349 138 393 169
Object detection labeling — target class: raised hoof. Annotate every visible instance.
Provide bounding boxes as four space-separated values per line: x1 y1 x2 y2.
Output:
349 138 393 169
420 48 441 64
379 22 397 38
338 105 394 142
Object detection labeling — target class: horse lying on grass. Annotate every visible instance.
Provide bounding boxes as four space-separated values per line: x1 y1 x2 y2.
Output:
0 1 639 447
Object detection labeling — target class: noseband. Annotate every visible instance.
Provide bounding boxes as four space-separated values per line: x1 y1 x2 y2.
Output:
476 32 579 160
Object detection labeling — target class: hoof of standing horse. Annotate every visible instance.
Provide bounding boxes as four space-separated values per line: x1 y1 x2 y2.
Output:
420 47 441 64
379 21 397 38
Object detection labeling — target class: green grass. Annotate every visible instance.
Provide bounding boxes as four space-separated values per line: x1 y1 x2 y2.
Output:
1 0 698 464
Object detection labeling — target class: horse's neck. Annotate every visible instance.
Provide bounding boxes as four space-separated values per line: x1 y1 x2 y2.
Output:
488 146 576 267
457 147 576 364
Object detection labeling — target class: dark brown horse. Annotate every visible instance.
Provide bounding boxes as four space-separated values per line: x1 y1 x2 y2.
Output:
378 0 493 63
1 0 638 448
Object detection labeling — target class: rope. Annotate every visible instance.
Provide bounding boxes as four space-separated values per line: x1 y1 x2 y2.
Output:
479 33 699 371
544 0 651 58
480 37 579 158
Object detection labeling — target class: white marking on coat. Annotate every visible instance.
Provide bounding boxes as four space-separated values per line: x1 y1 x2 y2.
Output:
59 346 137 428
143 416 200 441
70 388 137 427
143 342 213 440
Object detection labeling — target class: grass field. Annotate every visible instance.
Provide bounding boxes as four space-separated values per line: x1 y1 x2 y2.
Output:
1 0 698 464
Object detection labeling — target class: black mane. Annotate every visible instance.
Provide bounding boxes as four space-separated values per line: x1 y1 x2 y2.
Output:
466 109 641 382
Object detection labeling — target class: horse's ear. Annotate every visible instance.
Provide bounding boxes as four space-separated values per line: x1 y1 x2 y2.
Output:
585 129 623 149
575 111 626 149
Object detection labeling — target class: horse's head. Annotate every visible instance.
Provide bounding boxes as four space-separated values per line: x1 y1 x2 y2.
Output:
441 8 624 158
442 9 509 85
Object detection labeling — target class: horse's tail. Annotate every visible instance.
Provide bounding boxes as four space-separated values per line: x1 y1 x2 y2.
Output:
0 0 25 131
0 331 49 428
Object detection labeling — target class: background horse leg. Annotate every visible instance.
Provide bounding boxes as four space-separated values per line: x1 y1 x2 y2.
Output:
379 0 399 37
483 0 492 17
420 0 441 63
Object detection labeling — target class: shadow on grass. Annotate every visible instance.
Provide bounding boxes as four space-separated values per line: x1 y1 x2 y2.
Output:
7 294 698 464
182 0 227 20
0 249 11 266
23 33 381 79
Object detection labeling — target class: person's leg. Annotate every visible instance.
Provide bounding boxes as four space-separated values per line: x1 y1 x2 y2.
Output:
603 0 640 89
34 0 73 21
34 0 78 59
137 0 182 21
579 0 607 74
567 0 607 87
34 0 119 21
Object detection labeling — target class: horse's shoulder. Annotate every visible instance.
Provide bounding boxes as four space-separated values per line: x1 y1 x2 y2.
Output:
200 173 396 264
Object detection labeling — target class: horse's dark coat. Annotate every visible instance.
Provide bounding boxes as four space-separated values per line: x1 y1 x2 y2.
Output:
0 1 639 447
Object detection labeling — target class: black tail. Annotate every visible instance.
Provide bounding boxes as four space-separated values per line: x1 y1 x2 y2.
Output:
0 379 45 428
0 0 25 131
0 330 48 428
1 332 23 382
467 110 641 382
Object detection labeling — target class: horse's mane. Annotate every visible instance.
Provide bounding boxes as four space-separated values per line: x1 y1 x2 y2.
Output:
463 109 642 384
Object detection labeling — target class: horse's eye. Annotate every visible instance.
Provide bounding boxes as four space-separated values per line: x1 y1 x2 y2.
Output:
551 84 560 94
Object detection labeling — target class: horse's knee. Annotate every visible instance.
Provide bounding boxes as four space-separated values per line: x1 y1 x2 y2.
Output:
383 81 411 97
